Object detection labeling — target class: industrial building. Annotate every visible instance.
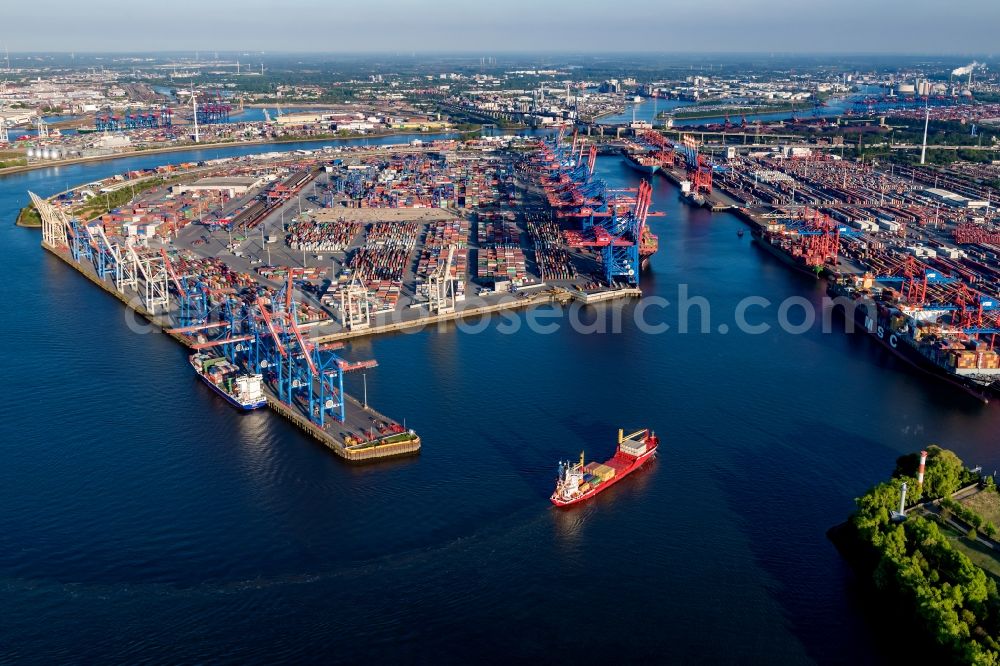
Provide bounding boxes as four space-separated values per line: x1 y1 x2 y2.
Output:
173 176 267 197
923 187 990 209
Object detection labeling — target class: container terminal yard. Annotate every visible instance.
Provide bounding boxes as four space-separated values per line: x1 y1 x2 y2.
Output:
29 137 649 462
617 126 1000 399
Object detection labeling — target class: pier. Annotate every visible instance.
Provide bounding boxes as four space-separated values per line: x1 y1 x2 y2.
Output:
36 233 420 463
656 163 739 212
313 286 641 343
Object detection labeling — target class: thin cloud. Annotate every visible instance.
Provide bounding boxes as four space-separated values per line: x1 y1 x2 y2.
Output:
1 0 996 53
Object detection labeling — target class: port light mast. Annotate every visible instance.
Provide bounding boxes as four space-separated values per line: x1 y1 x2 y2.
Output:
192 92 199 143
920 100 930 165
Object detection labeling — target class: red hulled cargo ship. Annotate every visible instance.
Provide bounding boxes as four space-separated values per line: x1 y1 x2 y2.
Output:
551 428 659 507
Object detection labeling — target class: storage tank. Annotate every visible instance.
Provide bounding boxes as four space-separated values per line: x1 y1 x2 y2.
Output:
41 148 52 159
50 148 61 160
26 148 36 158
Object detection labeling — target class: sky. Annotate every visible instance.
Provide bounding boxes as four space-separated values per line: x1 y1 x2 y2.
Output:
3 0 998 54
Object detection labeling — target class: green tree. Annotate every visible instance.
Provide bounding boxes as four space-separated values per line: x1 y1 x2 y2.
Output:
923 446 965 499
843 451 1000 665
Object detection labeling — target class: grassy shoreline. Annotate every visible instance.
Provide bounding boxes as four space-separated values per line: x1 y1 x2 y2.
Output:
15 205 41 228
668 104 805 121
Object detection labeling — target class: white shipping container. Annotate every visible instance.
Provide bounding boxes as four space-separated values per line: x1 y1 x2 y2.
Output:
620 441 647 457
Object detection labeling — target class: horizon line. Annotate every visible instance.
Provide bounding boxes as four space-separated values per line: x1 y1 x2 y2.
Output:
4 49 996 58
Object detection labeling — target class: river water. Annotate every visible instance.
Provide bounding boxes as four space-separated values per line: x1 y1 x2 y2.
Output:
1 135 998 664
603 88 879 130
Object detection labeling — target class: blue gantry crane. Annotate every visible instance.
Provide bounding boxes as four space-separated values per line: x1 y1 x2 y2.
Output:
162 249 211 326
68 218 93 263
250 277 376 426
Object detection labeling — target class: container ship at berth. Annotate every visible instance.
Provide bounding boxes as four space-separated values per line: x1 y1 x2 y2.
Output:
551 429 659 507
827 276 1000 402
749 221 830 277
622 148 661 176
680 189 706 207
189 352 267 410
